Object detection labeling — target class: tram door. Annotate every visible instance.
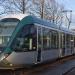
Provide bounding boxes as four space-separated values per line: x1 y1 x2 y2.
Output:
37 26 42 62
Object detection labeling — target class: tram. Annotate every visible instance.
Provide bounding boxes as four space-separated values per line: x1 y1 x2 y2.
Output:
0 15 75 68
0 14 28 53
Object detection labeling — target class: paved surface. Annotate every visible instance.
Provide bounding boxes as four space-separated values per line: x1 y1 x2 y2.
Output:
0 56 75 75
65 68 75 75
24 60 75 75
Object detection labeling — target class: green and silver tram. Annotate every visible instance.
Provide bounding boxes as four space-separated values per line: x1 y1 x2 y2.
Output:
0 15 75 68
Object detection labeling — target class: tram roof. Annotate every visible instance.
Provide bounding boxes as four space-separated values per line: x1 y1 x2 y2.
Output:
0 14 29 21
20 15 75 35
0 14 74 35
3 15 75 53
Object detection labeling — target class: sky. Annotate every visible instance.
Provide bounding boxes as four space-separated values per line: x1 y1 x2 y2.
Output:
57 0 75 11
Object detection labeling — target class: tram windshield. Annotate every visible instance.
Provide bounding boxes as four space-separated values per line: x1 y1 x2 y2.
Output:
11 24 37 52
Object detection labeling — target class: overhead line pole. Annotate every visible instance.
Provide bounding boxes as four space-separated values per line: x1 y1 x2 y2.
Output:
62 10 72 29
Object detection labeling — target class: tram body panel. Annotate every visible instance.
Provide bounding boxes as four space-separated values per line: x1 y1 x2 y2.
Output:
41 49 59 62
64 49 72 56
6 51 37 64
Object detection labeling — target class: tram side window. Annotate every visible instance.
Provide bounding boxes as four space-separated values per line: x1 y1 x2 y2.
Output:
43 28 50 50
11 25 37 52
66 34 70 48
51 30 58 49
62 34 72 49
74 37 75 47
62 33 65 49
42 28 58 50
70 35 74 49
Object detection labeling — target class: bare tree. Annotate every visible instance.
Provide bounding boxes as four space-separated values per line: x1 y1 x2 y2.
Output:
31 0 45 18
0 0 65 27
32 0 64 26
0 0 32 15
12 0 32 14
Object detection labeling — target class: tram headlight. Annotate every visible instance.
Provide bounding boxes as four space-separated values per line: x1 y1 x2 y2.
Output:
0 54 9 61
70 40 74 42
10 64 13 66
0 55 6 61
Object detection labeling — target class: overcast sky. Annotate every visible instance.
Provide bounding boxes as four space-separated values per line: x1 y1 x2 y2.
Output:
57 0 75 11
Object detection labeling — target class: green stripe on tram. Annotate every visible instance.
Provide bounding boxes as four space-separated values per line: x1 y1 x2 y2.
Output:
4 16 34 53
